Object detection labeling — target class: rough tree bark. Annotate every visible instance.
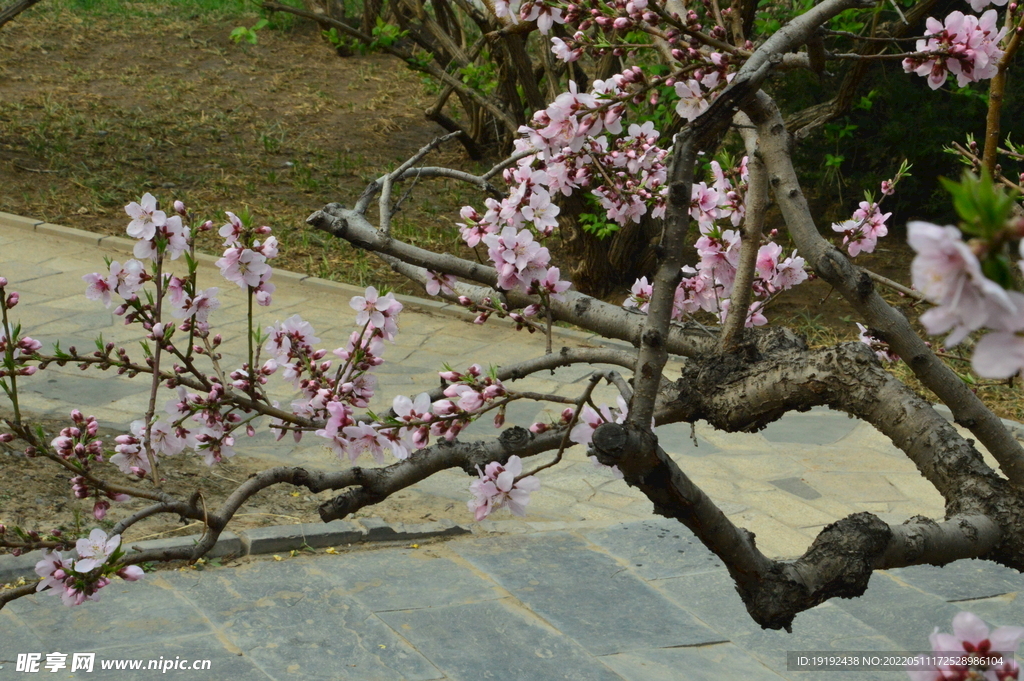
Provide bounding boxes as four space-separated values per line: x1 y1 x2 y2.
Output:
304 0 1024 632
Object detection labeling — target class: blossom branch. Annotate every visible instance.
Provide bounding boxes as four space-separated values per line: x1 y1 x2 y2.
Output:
627 132 698 430
0 0 42 31
308 205 720 357
521 371 606 479
317 426 566 521
719 114 767 352
142 253 165 486
982 13 1024 175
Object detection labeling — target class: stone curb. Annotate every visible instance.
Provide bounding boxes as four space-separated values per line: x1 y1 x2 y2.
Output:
0 211 606 345
0 518 472 585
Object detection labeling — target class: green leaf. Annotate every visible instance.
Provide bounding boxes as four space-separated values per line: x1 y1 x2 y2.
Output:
940 170 1018 238
981 254 1015 290
229 26 251 44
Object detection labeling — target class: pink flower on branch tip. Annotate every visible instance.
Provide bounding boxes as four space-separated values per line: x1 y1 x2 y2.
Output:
425 271 457 297
551 36 581 62
219 211 244 246
467 455 541 521
118 565 145 581
350 286 403 339
73 528 120 573
908 221 1014 346
83 260 146 308
264 314 320 362
970 291 1024 378
903 10 1007 89
674 80 709 122
125 193 165 241
216 248 270 289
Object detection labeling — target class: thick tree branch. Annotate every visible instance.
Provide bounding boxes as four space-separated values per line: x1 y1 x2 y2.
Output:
317 427 565 520
743 90 1024 487
628 133 698 429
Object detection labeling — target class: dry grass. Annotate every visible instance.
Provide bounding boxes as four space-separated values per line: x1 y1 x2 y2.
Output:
0 3 480 294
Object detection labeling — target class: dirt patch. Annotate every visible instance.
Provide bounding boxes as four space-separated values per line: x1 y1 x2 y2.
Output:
0 9 475 292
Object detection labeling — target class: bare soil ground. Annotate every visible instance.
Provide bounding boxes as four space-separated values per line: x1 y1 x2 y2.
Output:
0 8 475 291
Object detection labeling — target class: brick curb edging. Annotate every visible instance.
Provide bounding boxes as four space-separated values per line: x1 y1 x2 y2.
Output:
0 517 627 586
0 211 629 351
0 517 472 585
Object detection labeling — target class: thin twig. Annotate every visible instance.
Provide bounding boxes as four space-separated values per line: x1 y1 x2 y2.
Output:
520 372 605 479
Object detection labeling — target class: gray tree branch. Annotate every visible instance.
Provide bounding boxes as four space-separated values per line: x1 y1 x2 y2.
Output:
742 90 1024 487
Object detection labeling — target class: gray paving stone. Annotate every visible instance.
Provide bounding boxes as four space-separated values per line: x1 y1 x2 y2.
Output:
830 572 961 650
759 407 860 445
770 477 822 500
600 642 787 681
375 599 624 681
453 532 725 655
732 603 901 681
33 309 115 335
583 518 725 580
656 423 721 457
7 580 211 651
167 563 442 680
327 549 504 611
887 559 1024 602
653 569 764 639
951 593 1024 629
0 549 45 584
26 374 147 412
0 609 47 662
0 260 60 284
57 633 276 681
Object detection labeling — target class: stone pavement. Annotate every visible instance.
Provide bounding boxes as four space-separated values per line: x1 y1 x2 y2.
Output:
1 212 1023 679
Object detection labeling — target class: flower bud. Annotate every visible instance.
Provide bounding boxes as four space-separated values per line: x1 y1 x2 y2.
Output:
118 565 145 581
6 292 19 308
173 200 186 215
0 277 7 288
